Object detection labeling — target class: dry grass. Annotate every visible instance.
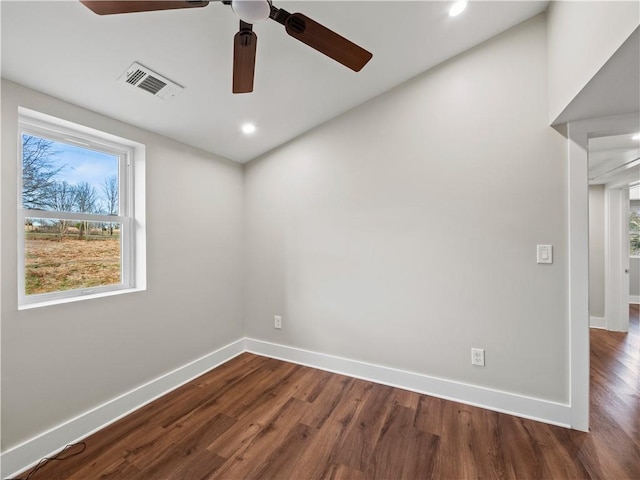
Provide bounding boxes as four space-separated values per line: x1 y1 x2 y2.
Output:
25 236 121 295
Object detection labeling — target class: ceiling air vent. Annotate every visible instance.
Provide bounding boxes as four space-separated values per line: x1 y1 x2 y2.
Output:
118 62 183 100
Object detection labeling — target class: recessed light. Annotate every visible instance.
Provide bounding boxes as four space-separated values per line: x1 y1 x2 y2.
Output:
241 123 256 134
449 1 467 17
632 133 640 140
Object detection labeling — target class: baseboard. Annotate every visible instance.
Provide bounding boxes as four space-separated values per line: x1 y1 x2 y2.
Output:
630 295 640 305
244 338 572 429
590 316 607 329
0 338 246 480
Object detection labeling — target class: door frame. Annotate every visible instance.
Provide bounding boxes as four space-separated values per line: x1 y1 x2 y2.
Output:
604 186 630 332
567 112 639 432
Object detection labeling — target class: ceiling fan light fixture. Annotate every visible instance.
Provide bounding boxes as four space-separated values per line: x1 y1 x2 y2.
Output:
232 0 271 23
449 1 467 17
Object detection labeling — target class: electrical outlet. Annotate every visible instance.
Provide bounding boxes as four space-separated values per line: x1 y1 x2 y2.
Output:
274 315 282 329
471 348 485 366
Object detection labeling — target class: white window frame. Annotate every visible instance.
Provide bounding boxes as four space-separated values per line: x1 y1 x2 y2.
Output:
17 108 146 308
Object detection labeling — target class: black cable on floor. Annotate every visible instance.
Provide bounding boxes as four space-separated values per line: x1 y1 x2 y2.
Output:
5 442 87 480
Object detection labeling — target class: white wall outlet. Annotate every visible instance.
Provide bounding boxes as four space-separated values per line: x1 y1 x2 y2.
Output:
274 315 282 329
471 348 485 366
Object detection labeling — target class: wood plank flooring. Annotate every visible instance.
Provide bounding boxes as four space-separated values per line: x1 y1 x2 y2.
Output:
17 307 640 479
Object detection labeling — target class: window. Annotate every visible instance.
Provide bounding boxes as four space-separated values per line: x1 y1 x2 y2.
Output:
631 201 640 257
18 109 145 308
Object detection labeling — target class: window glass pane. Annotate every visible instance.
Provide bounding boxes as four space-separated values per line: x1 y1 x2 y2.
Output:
22 133 119 214
25 217 121 295
631 233 640 257
631 209 640 256
631 210 640 232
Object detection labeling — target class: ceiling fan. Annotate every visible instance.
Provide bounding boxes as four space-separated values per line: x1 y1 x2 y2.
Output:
80 1 373 94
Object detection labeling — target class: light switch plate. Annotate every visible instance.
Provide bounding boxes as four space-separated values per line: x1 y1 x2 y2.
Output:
537 245 553 264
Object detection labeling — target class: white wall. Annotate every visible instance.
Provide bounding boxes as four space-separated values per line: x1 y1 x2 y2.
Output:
547 1 640 123
0 80 244 450
244 16 569 404
589 185 605 318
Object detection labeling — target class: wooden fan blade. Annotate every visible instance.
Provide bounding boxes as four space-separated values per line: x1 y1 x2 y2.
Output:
284 13 372 72
80 1 209 15
233 26 257 94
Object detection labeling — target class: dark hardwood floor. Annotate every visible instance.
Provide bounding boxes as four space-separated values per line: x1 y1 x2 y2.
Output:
17 307 640 479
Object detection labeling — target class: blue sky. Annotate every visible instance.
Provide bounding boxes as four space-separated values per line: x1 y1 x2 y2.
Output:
48 138 118 198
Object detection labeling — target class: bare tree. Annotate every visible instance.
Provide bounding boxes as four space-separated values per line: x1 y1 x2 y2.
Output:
49 181 76 240
75 182 98 239
21 134 63 209
102 175 118 235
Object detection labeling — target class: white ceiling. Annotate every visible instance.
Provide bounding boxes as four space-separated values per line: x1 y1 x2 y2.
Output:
553 27 640 126
589 133 640 187
1 0 549 163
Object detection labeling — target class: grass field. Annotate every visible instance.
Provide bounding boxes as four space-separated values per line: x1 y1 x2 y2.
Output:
25 236 121 295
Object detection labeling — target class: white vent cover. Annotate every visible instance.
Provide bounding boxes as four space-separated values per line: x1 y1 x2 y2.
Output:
118 62 183 100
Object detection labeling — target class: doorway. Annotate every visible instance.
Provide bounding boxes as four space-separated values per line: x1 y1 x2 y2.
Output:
567 113 639 432
588 133 639 332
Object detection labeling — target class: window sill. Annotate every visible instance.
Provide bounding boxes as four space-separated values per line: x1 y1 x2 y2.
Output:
18 286 146 310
